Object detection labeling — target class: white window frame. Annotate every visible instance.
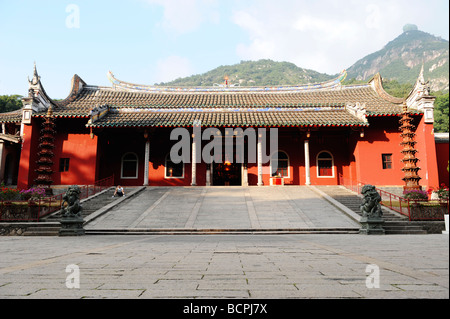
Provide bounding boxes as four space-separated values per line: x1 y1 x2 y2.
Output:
121 152 139 179
165 154 185 179
316 150 335 178
270 150 290 178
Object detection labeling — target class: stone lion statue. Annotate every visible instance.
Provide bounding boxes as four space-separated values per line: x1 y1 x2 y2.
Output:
61 185 83 218
360 184 382 219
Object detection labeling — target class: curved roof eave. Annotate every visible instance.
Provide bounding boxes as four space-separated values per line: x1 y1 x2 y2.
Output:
53 74 87 108
368 73 405 105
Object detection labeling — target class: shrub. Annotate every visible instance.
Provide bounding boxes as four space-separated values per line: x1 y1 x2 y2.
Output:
0 187 21 201
19 187 46 201
0 186 46 201
403 189 428 200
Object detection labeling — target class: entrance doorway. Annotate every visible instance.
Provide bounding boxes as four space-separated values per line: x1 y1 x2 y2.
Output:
213 162 242 186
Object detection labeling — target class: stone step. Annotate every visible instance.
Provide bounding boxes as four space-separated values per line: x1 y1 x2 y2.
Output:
22 224 61 236
85 227 361 235
315 185 427 234
385 229 428 235
43 187 133 221
23 231 60 236
384 225 424 230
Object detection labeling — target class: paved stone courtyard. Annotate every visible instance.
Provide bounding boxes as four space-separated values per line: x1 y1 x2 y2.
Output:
0 234 448 299
0 186 448 301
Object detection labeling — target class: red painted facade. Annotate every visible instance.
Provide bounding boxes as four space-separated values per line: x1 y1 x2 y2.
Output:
15 116 442 190
1 69 445 192
12 112 443 191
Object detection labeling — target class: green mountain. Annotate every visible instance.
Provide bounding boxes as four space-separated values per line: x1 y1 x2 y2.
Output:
158 59 334 87
347 29 449 92
160 28 448 93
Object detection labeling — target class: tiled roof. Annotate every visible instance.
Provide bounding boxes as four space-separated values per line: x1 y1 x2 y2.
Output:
0 72 409 127
87 108 368 128
46 84 404 118
0 110 22 123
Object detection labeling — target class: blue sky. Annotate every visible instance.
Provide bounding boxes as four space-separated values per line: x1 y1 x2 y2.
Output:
0 0 448 98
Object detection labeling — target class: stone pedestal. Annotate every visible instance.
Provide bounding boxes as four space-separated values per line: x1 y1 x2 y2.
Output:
59 216 85 236
359 217 385 235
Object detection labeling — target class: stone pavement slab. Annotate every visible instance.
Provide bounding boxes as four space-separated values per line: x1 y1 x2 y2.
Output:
0 234 447 299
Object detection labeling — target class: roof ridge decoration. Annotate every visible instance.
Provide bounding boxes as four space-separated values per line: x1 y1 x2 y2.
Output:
54 74 87 108
345 102 368 123
88 104 109 124
405 64 433 107
405 65 436 123
108 105 347 114
21 63 54 125
25 62 52 111
107 70 348 94
368 73 404 104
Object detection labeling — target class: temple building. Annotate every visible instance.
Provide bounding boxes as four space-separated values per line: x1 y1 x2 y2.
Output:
0 65 447 191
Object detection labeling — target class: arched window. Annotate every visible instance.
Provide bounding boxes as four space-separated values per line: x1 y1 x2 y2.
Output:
165 154 184 178
270 151 289 177
121 152 138 179
317 151 334 177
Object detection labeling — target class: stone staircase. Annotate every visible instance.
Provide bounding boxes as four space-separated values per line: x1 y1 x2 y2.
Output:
23 187 124 236
315 186 427 234
23 222 61 236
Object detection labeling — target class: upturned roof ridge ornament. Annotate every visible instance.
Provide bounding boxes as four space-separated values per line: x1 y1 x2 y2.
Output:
213 75 241 88
28 61 41 86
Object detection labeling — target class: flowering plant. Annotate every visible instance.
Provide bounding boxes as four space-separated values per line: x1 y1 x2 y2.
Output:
0 186 46 201
403 189 428 200
19 187 46 201
437 184 449 200
0 187 21 201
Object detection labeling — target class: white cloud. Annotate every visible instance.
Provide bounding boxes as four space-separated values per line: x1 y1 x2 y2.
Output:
155 55 193 83
231 0 427 74
145 0 220 34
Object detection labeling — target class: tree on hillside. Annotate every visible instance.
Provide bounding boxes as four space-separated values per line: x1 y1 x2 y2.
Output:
433 93 449 133
0 95 23 113
382 80 414 99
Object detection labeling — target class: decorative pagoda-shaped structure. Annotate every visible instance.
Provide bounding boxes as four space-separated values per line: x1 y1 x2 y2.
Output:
34 105 56 194
399 103 421 191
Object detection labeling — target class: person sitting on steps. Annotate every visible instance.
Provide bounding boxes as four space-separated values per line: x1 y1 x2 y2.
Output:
113 185 125 197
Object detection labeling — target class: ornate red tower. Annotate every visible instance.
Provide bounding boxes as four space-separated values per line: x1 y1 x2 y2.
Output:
399 103 421 191
34 105 56 194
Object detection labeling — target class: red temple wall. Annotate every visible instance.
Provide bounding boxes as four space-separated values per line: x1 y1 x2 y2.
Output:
435 142 449 187
17 119 443 189
353 116 405 186
17 118 99 189
17 121 40 189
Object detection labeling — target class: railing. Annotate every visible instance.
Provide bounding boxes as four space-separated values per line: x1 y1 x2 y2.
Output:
0 175 115 222
376 188 411 219
407 198 449 221
338 174 449 221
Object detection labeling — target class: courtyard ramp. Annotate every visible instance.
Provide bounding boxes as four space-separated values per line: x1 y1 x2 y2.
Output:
83 186 361 235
